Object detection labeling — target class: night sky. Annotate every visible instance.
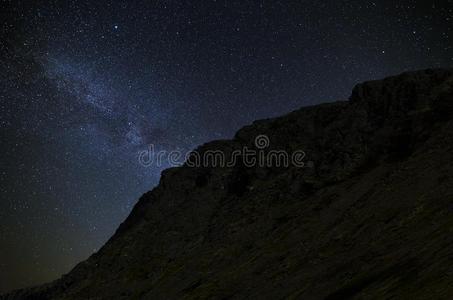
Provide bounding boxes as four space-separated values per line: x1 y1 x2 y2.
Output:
1 0 452 293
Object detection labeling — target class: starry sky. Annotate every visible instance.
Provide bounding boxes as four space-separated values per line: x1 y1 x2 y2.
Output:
1 0 452 293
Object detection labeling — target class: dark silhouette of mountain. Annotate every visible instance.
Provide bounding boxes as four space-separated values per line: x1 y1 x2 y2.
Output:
3 69 453 299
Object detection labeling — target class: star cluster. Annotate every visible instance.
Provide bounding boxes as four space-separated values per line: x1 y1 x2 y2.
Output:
1 0 452 293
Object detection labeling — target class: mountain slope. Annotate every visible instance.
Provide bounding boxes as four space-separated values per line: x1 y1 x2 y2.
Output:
3 69 453 299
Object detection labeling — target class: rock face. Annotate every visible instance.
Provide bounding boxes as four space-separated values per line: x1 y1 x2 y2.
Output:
3 69 453 299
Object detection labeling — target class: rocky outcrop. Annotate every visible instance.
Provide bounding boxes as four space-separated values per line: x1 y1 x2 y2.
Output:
3 69 453 299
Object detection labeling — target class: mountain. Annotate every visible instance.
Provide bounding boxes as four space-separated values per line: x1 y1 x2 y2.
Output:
3 69 453 299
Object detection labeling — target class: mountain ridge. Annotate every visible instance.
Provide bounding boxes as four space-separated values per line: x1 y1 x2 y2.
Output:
3 68 453 299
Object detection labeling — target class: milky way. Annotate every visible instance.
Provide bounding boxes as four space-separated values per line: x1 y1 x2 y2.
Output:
1 0 452 292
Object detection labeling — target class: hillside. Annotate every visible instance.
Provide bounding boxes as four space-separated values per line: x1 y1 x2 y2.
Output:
3 69 453 299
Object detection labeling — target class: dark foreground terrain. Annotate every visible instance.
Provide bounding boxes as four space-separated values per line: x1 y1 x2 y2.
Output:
3 69 453 299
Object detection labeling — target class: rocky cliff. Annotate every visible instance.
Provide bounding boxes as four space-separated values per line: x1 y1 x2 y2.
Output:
3 69 453 299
